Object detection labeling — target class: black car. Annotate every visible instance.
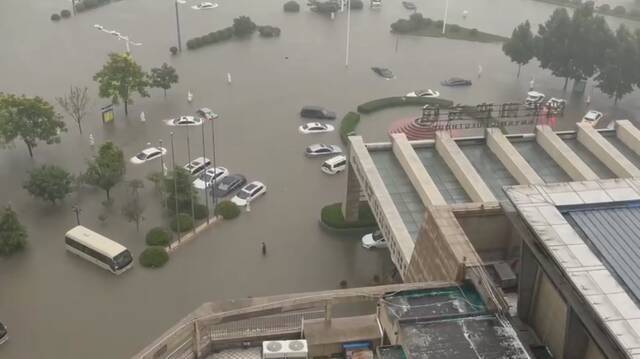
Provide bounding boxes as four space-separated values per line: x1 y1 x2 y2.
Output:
0 321 7 345
213 174 247 198
441 77 472 86
402 1 416 10
300 106 336 120
371 67 395 79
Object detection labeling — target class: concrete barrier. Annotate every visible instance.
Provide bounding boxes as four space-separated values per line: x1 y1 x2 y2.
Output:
486 128 545 185
616 120 640 157
435 132 497 203
577 122 640 178
535 125 598 181
391 133 447 206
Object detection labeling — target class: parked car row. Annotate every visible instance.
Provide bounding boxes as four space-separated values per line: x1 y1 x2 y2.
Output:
298 106 347 175
523 91 604 126
166 107 219 127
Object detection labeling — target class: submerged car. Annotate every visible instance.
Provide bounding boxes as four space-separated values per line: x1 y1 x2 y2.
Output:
305 144 342 157
362 230 387 249
545 97 566 113
230 181 266 206
321 155 347 175
213 174 247 198
300 106 336 120
406 89 440 98
525 91 545 107
0 321 7 345
581 110 603 126
299 122 335 134
130 147 167 164
183 157 211 176
441 77 472 86
192 1 218 9
193 167 228 190
167 116 203 126
196 107 219 120
371 67 394 79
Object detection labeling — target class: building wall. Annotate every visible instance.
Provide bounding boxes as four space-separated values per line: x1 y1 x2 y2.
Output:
584 337 606 359
530 271 568 358
455 212 520 261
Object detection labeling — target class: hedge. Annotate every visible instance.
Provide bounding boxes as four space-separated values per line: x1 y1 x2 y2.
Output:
283 0 300 12
340 112 360 144
258 26 281 37
215 200 241 220
356 96 453 114
170 213 194 233
194 203 209 220
145 227 171 246
187 26 234 50
321 202 377 229
139 246 169 268
51 13 61 21
60 9 72 18
351 0 364 9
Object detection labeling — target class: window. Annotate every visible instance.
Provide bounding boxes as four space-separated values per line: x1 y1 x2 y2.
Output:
65 237 114 269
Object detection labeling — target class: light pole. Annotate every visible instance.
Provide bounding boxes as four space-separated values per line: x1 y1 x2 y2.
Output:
200 119 209 224
345 0 351 67
175 0 185 52
72 205 81 225
170 131 181 238
93 24 142 54
210 113 218 215
159 139 167 209
442 0 450 34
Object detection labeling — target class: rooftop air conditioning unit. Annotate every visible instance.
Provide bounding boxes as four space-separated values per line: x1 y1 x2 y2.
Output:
284 340 308 358
263 341 287 359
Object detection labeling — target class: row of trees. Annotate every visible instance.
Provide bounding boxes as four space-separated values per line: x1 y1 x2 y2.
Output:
503 2 640 103
94 53 179 115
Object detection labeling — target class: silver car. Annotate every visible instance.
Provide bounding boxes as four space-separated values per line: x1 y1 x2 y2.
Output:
305 144 342 157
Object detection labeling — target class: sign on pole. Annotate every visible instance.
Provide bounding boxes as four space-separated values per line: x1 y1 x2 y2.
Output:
101 104 114 123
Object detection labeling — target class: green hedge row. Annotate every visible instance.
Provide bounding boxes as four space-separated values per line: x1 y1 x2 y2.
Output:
139 246 169 268
320 202 377 229
258 26 281 37
187 27 235 50
339 112 360 144
356 96 453 114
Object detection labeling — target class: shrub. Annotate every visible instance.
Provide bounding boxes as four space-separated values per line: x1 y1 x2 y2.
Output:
320 202 377 229
357 96 453 114
75 2 86 11
60 9 72 18
233 16 257 36
612 5 626 14
448 24 461 32
283 0 300 12
215 200 241 220
194 203 209 220
146 227 171 246
258 26 281 37
186 39 197 50
51 13 61 21
313 1 340 13
390 19 416 33
469 28 479 36
170 46 178 55
434 20 444 28
409 12 424 24
422 17 433 26
83 0 100 10
350 0 364 9
629 8 640 17
170 213 194 233
340 112 361 144
139 247 169 268
598 3 610 12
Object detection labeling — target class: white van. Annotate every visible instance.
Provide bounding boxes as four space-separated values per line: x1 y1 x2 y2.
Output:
321 155 347 175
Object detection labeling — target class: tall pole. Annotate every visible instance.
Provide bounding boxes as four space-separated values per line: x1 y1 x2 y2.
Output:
201 122 209 224
345 0 351 67
186 129 196 234
72 205 81 225
210 116 217 214
175 0 183 52
442 0 449 34
159 139 167 209
170 132 180 238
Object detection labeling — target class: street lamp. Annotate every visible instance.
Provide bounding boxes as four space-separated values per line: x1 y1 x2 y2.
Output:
442 0 450 34
72 205 81 225
175 0 187 52
345 0 351 67
93 24 142 54
170 131 181 239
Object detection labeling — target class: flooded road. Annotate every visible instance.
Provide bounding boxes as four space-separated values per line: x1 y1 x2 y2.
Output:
1 0 640 357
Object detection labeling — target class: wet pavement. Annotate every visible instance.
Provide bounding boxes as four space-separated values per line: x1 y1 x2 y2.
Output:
1 0 640 357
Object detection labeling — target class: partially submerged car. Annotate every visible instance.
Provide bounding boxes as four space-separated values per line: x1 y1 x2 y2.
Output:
441 77 472 86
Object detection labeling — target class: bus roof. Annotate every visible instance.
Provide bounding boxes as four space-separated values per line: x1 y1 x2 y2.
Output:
65 225 128 257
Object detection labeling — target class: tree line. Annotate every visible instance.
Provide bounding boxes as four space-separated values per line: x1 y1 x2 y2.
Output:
503 2 640 104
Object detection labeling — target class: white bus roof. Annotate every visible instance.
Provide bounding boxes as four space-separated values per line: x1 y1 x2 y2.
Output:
65 225 128 257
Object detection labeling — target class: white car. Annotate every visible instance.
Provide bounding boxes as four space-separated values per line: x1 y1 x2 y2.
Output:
192 2 218 9
405 89 440 98
184 157 211 176
130 147 167 164
582 110 603 126
525 91 545 107
196 107 219 121
305 144 342 157
167 116 203 126
230 181 266 206
193 167 228 190
362 231 387 249
321 155 347 175
299 122 335 134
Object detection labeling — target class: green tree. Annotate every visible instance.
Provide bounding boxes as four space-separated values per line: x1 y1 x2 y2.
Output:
232 16 257 36
0 206 27 256
595 25 638 105
93 53 149 116
0 94 66 158
121 179 145 232
83 142 126 201
150 63 179 97
536 8 574 88
23 165 74 204
56 86 90 134
163 167 197 211
502 21 535 77
568 4 613 82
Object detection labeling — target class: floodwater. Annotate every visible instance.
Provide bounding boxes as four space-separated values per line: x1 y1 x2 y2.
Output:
1 0 640 357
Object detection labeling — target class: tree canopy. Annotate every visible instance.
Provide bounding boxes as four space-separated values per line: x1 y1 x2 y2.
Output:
502 20 535 77
93 53 149 116
0 206 27 256
0 94 66 157
23 165 74 204
163 167 197 211
83 141 126 201
595 25 638 104
121 179 145 232
150 63 179 97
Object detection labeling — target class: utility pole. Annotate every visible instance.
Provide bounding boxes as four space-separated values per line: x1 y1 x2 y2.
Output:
170 132 181 238
442 0 450 34
175 0 183 52
72 205 81 225
345 0 351 67
201 120 209 224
